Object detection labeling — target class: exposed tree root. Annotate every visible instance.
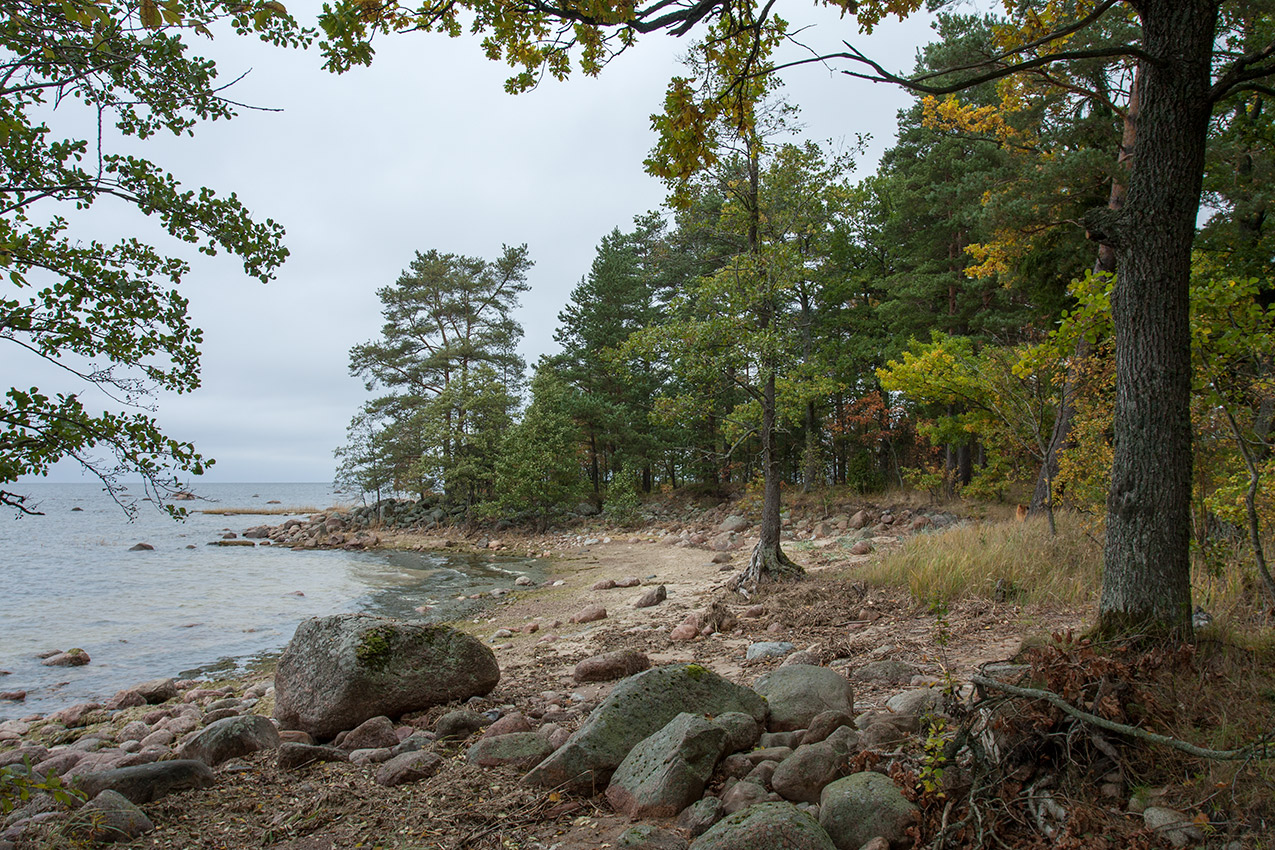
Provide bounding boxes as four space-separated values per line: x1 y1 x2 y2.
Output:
729 541 804 596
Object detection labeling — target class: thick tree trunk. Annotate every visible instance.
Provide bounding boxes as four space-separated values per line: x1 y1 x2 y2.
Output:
1092 1 1214 640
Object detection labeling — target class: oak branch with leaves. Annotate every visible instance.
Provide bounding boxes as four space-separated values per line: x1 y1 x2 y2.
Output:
0 0 305 516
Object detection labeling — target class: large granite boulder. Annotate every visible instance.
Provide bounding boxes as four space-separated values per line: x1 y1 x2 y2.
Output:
606 712 728 818
274 614 499 739
524 663 766 793
690 801 836 850
819 772 918 850
753 666 855 732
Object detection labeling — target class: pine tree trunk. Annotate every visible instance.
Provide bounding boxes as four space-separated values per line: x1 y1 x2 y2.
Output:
1093 1 1213 640
803 401 819 493
734 370 802 591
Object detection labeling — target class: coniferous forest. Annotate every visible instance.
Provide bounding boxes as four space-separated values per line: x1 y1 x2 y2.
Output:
334 7 1275 620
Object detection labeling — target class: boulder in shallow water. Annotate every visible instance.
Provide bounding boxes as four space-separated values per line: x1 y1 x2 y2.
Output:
273 614 499 740
41 648 89 667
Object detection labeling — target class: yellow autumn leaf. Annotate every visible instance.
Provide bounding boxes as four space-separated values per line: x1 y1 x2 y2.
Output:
139 0 161 29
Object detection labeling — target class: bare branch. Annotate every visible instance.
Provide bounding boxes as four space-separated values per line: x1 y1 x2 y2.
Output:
1210 37 1275 103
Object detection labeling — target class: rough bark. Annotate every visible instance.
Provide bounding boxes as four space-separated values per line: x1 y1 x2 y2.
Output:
734 370 803 591
1093 1 1214 639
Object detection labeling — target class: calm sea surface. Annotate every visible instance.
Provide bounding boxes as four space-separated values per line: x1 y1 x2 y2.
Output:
0 483 540 719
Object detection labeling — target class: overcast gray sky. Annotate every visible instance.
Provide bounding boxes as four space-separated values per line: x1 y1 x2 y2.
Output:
16 2 942 485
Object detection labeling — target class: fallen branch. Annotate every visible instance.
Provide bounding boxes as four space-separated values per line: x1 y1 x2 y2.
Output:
971 675 1275 761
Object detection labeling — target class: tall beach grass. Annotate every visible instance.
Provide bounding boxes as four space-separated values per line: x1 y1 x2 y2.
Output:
859 512 1104 607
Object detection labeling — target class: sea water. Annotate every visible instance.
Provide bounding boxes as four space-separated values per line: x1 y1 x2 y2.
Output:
0 482 540 718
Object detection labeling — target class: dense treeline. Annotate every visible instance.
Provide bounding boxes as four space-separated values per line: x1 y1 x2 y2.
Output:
335 9 1275 607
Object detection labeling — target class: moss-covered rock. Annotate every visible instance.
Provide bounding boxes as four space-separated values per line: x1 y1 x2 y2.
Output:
273 614 499 740
690 801 836 850
523 663 766 793
819 771 918 850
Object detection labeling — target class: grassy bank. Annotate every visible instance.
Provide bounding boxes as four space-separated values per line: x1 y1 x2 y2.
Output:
859 512 1103 608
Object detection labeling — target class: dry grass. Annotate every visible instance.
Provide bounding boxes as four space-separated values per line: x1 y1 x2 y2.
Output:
859 511 1103 607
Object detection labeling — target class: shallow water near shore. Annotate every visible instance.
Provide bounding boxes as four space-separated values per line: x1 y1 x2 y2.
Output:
0 482 541 719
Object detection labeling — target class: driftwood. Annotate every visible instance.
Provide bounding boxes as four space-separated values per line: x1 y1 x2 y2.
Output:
971 674 1275 761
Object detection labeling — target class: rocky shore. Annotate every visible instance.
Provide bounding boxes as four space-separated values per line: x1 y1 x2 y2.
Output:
0 500 1239 849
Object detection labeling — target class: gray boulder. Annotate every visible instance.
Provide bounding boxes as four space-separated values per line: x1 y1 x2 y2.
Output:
73 760 214 804
754 666 855 732
771 739 856 804
746 642 795 661
375 751 443 787
677 796 725 837
435 709 486 741
759 731 804 749
605 713 728 818
277 743 350 770
524 663 766 793
713 712 761 753
273 614 499 739
802 711 854 746
691 801 836 850
721 779 772 814
1143 806 1205 848
176 715 281 766
616 824 690 850
884 688 942 717
466 733 555 770
819 772 918 850
133 678 179 704
851 660 917 684
339 716 399 751
66 790 153 843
